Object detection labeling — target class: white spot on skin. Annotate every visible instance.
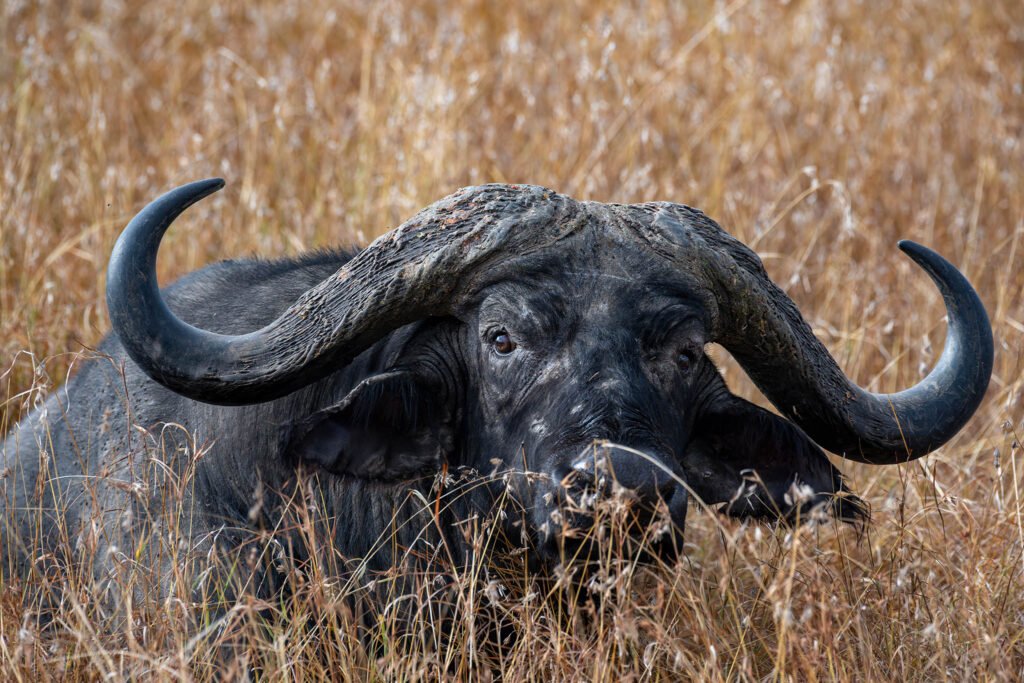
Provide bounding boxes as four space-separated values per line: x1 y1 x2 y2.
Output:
530 418 550 437
596 377 626 393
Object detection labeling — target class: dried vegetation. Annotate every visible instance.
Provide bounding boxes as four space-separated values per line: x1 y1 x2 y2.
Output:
1 0 1023 680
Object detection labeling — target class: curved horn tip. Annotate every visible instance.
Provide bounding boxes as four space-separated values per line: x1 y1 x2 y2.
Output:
897 239 929 260
153 177 226 209
125 178 226 223
895 239 986 306
180 177 226 200
896 239 943 268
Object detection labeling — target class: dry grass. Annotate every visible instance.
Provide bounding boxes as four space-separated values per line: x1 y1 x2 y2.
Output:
2 0 1023 679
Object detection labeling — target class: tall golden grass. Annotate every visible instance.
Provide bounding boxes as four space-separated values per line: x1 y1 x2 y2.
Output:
1 0 1023 679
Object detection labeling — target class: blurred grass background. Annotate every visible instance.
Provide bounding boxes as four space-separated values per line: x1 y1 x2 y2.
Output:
1 0 1023 680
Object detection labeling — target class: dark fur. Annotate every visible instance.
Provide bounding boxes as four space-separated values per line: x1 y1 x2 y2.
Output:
1 237 862 603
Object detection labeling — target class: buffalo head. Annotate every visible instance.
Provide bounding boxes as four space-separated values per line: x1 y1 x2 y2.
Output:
105 179 993 564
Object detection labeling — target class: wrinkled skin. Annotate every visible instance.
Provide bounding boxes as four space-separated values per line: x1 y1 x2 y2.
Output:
286 233 861 564
446 243 860 558
1 232 857 596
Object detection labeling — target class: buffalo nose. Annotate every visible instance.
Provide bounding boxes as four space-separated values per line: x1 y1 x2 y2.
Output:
568 442 679 503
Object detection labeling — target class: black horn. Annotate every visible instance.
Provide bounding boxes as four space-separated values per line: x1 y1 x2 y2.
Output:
107 180 582 405
639 206 992 464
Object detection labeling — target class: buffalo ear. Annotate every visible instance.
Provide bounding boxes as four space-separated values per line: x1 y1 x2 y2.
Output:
285 371 453 481
684 395 866 523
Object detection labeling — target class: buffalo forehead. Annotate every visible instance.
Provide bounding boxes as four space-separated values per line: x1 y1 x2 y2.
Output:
475 242 710 335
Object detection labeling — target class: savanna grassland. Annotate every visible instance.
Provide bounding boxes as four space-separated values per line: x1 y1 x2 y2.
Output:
2 0 1023 680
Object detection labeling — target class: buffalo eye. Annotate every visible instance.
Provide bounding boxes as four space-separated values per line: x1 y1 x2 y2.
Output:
677 349 697 374
492 330 517 355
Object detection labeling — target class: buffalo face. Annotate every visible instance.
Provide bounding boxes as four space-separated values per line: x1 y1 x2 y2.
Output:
461 249 705 560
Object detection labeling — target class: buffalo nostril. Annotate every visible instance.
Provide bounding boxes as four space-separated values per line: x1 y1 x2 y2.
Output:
567 442 680 505
570 456 609 488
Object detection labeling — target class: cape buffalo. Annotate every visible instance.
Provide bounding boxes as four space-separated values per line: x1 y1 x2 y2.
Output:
0 179 993 601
